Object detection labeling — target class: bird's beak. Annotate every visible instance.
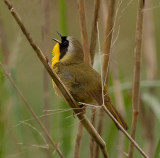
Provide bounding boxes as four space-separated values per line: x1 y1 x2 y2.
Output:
57 31 62 38
52 38 61 44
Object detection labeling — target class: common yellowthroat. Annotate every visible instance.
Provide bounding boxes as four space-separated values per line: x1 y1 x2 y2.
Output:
51 32 128 130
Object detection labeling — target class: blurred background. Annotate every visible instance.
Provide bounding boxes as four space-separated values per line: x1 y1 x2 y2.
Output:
0 0 160 158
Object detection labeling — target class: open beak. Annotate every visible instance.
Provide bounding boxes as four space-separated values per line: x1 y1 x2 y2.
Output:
52 32 63 44
57 31 62 38
52 38 61 44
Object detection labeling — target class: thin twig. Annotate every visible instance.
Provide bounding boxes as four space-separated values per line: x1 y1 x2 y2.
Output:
0 63 64 158
41 0 51 157
3 0 109 157
128 0 145 158
77 0 91 65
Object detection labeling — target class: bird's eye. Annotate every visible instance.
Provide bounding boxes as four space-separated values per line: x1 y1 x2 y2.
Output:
63 41 67 45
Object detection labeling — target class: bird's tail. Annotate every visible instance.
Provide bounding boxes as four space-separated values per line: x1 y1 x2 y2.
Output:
103 95 128 130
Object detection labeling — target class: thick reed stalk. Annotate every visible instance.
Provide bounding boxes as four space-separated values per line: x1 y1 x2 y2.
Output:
90 0 100 65
89 108 96 158
73 122 84 158
75 0 90 157
102 0 115 85
128 0 145 158
94 108 104 158
77 0 91 65
89 0 100 157
3 0 109 157
94 1 115 158
41 0 51 157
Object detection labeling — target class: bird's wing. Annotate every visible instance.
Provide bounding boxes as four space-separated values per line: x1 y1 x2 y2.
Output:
56 62 103 103
56 62 128 129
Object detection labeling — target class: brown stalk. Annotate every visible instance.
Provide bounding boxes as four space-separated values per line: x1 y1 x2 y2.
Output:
3 0 109 157
112 65 125 158
89 0 100 157
75 0 91 157
90 0 100 65
76 0 100 157
102 0 115 85
0 63 64 158
41 0 51 157
128 0 145 158
89 108 96 158
94 108 104 158
139 0 157 157
101 0 107 27
73 122 84 158
94 1 115 158
77 0 91 65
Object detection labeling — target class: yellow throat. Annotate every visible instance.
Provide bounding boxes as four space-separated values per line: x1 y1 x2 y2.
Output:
52 43 60 68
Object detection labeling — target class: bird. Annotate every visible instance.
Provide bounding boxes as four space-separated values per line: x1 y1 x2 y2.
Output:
51 32 128 130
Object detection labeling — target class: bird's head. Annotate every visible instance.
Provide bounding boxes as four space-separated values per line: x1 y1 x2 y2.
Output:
52 32 83 67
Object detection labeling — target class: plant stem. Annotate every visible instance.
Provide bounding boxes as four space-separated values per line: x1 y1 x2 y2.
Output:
90 0 100 65
128 0 145 158
73 122 84 158
94 1 115 157
102 0 115 85
89 0 100 157
77 0 91 65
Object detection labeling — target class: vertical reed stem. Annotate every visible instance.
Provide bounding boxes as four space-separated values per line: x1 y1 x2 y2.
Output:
102 0 115 84
90 0 100 65
89 0 100 157
73 122 84 158
77 0 91 65
128 1 145 158
74 0 92 157
94 1 115 158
